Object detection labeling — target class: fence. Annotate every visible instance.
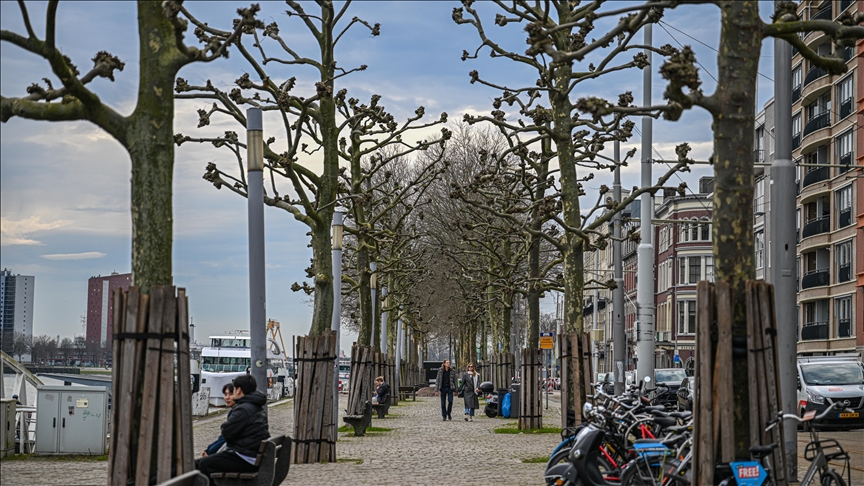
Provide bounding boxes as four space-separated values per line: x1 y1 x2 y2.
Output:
347 345 374 417
557 332 593 429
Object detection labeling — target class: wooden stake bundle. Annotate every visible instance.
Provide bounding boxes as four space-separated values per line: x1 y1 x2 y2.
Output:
292 332 337 464
107 286 194 485
519 348 542 430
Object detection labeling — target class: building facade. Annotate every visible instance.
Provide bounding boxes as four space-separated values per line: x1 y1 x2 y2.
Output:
791 0 860 356
0 268 35 358
85 272 132 345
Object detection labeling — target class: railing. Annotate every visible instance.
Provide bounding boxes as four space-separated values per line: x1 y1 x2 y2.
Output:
811 6 833 21
803 66 827 88
792 85 801 103
802 216 830 238
801 268 829 289
792 133 801 150
802 165 829 187
839 99 852 120
753 149 765 163
838 264 851 283
839 208 851 228
803 111 830 137
837 319 851 338
842 46 854 62
801 321 829 340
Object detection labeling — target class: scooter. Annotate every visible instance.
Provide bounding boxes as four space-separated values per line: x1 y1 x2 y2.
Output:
478 382 499 417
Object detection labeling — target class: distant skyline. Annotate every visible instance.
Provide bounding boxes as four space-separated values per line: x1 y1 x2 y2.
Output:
0 1 775 351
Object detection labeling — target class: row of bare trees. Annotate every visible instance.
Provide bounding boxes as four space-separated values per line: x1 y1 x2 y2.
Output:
3 0 860 459
3 332 107 366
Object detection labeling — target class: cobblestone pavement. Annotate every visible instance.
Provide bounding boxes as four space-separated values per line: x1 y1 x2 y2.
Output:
0 393 563 485
3 394 861 485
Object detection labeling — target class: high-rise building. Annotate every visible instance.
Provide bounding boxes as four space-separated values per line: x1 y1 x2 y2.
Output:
85 272 131 345
0 268 35 357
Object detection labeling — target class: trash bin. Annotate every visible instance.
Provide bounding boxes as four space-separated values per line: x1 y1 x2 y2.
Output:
508 383 520 419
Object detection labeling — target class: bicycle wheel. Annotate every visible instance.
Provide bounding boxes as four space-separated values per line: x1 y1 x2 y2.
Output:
820 469 847 486
546 446 572 472
620 461 655 486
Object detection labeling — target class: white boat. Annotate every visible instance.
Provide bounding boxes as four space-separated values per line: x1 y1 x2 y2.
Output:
200 332 287 406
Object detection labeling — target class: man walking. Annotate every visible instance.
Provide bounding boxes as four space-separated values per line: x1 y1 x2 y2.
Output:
196 374 269 477
434 360 458 421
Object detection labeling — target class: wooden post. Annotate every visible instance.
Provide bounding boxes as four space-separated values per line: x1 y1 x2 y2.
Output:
714 282 734 463
558 333 571 429
694 281 715 486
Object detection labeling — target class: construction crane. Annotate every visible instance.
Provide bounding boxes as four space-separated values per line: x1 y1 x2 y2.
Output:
266 319 289 361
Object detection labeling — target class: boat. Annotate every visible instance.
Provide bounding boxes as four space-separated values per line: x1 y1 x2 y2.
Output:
199 330 288 406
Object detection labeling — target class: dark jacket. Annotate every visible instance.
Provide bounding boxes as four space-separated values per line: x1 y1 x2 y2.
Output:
435 367 458 392
461 372 480 410
221 391 269 457
376 382 391 403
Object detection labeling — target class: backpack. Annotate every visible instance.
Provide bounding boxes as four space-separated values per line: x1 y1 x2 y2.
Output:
501 392 512 418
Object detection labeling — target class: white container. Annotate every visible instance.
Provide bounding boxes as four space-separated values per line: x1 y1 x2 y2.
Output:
35 385 108 455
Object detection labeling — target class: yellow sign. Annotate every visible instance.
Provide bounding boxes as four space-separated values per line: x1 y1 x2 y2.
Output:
539 336 554 349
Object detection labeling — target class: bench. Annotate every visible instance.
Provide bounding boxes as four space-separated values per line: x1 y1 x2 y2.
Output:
371 396 390 418
342 400 372 436
398 386 416 401
158 471 209 486
210 434 292 486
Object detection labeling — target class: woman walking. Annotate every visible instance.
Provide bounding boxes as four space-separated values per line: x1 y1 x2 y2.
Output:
461 363 480 421
435 359 458 421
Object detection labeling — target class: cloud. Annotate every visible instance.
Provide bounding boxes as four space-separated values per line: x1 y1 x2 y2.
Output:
41 251 107 260
0 216 70 246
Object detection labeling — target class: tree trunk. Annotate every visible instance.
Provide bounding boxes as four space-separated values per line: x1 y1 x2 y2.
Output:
712 0 761 458
526 156 549 349
309 224 334 336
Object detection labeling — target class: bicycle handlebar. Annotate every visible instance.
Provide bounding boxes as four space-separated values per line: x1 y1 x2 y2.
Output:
767 400 851 431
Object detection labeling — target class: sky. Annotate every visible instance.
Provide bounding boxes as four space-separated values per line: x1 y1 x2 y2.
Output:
0 1 776 352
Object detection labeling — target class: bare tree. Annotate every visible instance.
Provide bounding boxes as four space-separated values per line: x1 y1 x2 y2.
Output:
1 1 255 291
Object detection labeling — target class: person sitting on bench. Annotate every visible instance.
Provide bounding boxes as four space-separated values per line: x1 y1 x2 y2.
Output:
195 374 270 477
201 383 237 457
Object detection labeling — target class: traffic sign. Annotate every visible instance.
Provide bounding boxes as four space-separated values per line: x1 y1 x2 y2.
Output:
674 355 681 363
539 332 554 349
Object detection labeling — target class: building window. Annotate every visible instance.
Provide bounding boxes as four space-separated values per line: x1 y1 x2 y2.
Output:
706 256 714 283
754 177 765 214
835 240 852 283
688 256 701 284
678 300 696 335
792 66 802 102
836 130 853 173
837 75 853 120
792 113 802 149
836 185 852 229
835 296 852 338
755 231 765 269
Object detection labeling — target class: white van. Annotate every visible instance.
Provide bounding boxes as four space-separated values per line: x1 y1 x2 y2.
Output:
796 355 864 430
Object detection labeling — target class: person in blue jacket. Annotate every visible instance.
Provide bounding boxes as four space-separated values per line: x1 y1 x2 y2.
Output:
201 383 237 457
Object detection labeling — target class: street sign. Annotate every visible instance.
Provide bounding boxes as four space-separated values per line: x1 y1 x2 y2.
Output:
539 332 554 350
674 355 681 363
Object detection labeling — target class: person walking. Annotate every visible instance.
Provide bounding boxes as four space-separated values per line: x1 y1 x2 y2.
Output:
461 363 480 422
434 359 458 421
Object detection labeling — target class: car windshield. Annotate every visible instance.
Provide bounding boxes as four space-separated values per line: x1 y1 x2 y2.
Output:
655 369 687 383
800 363 864 386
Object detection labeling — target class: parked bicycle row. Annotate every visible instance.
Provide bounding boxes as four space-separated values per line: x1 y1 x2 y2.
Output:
543 377 854 486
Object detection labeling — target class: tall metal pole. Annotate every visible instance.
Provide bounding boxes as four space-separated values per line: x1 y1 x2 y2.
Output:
770 12 797 478
380 287 388 353
246 108 268 393
593 274 599 381
370 261 378 351
331 211 344 427
636 23 656 384
613 140 626 395
395 314 403 393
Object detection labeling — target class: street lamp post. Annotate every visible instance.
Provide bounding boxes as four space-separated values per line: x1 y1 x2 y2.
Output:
370 262 378 350
331 211 344 429
246 108 268 393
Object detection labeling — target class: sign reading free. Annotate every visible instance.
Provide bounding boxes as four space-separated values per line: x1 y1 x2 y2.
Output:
539 332 555 350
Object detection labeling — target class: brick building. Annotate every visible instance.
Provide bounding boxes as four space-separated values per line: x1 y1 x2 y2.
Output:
85 272 131 345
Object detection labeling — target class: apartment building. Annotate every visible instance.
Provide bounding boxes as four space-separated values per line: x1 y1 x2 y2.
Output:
85 272 131 346
0 268 35 358
791 0 860 355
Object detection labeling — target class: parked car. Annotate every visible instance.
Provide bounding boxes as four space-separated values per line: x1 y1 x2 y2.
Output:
653 368 687 408
797 356 864 430
677 376 694 411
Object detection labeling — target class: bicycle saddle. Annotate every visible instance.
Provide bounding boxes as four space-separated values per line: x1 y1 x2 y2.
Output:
749 443 777 459
667 424 692 434
669 411 691 419
644 405 666 412
653 416 678 428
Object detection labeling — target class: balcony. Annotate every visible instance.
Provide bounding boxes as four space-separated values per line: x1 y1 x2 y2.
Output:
839 208 851 228
802 216 830 238
754 150 765 163
803 111 830 137
802 268 829 289
838 319 851 338
811 6 832 21
792 85 801 103
801 321 829 341
792 133 801 150
803 66 827 88
802 165 829 188
839 99 852 120
838 264 851 283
